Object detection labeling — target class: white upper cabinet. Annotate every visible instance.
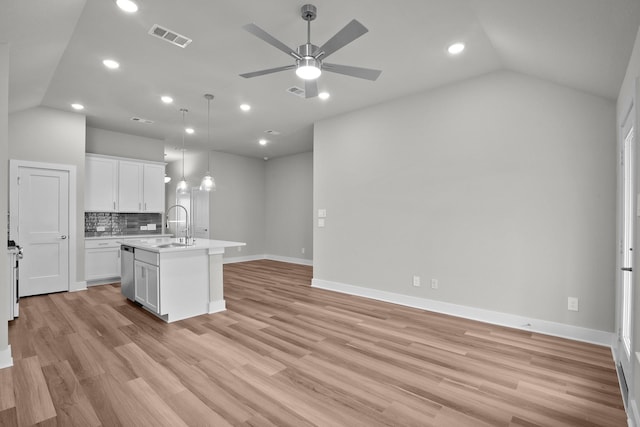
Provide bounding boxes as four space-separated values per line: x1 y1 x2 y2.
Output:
118 160 144 212
85 156 118 212
86 154 165 213
142 163 164 212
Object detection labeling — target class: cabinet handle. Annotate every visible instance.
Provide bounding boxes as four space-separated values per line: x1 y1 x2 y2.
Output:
113 201 116 210
144 202 147 211
98 243 108 246
139 202 142 211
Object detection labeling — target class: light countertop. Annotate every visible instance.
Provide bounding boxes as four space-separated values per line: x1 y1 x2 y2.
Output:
118 237 246 254
86 234 174 240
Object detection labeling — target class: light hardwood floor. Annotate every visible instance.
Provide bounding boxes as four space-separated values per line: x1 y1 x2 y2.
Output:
2 260 627 426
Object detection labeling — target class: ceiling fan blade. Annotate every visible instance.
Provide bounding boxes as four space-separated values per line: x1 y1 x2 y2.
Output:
243 23 302 59
314 19 368 59
239 64 296 79
323 63 382 81
305 80 318 99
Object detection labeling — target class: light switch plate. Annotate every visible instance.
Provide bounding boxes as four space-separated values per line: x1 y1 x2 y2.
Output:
140 225 148 231
318 209 327 218
318 218 325 227
147 224 156 231
96 226 106 232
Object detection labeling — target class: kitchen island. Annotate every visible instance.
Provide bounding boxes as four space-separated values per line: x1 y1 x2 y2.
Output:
119 237 245 322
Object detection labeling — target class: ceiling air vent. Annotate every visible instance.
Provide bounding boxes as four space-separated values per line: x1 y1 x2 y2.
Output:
287 86 305 98
131 117 154 124
148 24 192 48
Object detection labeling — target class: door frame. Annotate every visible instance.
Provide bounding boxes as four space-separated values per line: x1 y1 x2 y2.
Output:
9 159 78 292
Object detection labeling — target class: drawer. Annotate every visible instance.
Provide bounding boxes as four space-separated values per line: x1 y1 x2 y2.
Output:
85 239 121 249
135 249 159 266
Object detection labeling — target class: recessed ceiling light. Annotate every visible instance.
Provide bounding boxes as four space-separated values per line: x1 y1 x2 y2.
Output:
185 128 195 134
318 92 330 100
116 0 138 13
240 104 251 112
71 103 84 110
448 43 465 55
102 59 120 69
161 95 173 104
259 139 268 146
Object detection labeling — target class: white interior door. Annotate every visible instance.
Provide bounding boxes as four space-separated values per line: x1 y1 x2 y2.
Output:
618 103 635 398
191 188 210 239
18 166 70 296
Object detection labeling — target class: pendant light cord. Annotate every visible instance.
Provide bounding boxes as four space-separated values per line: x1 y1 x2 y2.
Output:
180 108 187 180
207 97 211 172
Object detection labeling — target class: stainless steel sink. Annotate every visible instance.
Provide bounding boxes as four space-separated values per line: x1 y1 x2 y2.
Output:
155 242 189 248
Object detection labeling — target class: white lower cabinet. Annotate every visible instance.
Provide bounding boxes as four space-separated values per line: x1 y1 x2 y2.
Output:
85 239 121 284
134 250 160 314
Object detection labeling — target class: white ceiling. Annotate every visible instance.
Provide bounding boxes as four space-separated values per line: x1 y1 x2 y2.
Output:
3 0 640 161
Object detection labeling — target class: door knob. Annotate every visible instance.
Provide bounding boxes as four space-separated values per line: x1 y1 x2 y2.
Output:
60 235 67 240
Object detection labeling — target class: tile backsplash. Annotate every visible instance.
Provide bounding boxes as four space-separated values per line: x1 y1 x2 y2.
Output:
85 212 164 237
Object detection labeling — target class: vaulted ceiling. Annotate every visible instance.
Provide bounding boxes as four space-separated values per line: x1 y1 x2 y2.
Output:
2 0 640 160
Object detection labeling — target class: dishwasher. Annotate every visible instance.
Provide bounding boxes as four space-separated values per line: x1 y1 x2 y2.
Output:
120 245 135 301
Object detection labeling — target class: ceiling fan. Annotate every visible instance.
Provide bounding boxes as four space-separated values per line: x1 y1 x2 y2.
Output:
239 4 382 99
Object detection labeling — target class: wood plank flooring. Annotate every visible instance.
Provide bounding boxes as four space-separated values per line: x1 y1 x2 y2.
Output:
2 260 626 426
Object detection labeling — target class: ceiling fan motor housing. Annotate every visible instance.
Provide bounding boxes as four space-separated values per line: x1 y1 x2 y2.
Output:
301 4 317 21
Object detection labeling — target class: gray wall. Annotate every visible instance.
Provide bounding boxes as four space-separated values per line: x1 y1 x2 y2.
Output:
617 25 640 419
265 152 313 261
8 106 86 285
314 70 616 332
0 43 9 358
166 150 267 258
86 127 164 162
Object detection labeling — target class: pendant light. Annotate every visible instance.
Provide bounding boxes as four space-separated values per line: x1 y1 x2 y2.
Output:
176 108 189 195
200 93 216 191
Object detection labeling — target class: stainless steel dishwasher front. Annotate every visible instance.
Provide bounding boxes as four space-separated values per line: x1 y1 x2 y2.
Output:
120 245 135 301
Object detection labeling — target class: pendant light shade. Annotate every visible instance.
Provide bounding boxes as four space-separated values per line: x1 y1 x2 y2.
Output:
177 108 189 195
200 94 217 192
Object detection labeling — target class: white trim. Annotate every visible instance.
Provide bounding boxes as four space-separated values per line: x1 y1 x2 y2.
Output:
223 254 266 264
0 345 13 369
265 254 313 266
208 300 226 314
72 281 88 291
223 254 314 266
312 278 613 346
630 398 639 427
10 160 79 293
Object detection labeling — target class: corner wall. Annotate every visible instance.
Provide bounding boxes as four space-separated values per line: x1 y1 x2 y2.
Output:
265 152 313 264
314 70 616 334
0 43 10 367
8 106 86 287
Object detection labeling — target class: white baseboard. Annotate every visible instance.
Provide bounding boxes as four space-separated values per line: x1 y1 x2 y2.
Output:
312 278 613 346
0 345 13 369
223 254 266 264
265 254 313 266
70 281 87 292
208 300 226 314
630 398 639 427
223 254 313 266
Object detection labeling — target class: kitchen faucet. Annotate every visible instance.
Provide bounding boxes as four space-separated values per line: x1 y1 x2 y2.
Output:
166 204 190 243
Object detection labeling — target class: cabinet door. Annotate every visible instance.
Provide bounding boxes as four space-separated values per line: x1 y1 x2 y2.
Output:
134 260 160 313
85 248 121 281
118 161 144 212
143 164 165 212
134 260 148 304
85 157 118 211
145 264 160 313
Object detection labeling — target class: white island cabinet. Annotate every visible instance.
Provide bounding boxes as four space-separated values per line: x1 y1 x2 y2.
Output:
121 238 245 322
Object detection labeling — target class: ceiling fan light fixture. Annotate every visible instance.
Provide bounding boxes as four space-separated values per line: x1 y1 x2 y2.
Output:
296 58 322 80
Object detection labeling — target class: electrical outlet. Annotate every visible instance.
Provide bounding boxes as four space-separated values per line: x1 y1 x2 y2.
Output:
318 218 325 227
568 297 579 311
412 276 421 287
301 248 305 254
96 226 106 232
431 279 438 289
237 246 242 252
